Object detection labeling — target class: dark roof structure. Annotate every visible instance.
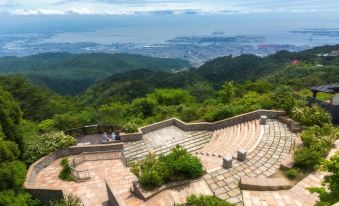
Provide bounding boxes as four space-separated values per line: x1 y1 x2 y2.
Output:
310 83 339 94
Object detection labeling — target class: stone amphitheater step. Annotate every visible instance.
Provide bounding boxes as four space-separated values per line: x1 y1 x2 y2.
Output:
198 120 261 158
124 131 212 162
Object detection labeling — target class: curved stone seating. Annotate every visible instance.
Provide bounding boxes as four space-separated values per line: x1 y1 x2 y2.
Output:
124 130 212 162
199 120 261 158
240 176 291 191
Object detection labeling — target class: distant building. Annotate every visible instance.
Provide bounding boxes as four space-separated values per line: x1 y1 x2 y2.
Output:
308 83 339 124
329 50 339 56
291 59 300 65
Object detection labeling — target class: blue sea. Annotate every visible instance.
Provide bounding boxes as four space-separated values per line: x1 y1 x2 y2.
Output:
1 12 339 58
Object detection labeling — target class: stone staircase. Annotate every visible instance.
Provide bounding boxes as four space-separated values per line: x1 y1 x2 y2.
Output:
123 131 212 162
198 120 261 158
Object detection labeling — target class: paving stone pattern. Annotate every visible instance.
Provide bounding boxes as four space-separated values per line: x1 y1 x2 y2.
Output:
199 120 261 158
203 119 296 205
123 126 212 162
242 140 339 206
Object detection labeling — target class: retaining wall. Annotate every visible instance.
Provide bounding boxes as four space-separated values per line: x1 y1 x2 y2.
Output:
24 143 123 204
105 180 126 206
120 110 286 142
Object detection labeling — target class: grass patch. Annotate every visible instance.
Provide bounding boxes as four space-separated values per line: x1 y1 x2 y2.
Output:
59 158 74 181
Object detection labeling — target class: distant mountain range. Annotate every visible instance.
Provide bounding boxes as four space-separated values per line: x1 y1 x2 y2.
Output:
0 53 190 95
0 45 338 98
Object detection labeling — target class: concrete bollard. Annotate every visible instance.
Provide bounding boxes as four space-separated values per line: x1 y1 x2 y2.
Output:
222 155 233 169
237 149 247 162
260 115 267 125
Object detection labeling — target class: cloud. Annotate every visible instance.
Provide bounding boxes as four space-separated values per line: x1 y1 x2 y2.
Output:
3 0 339 16
0 0 21 8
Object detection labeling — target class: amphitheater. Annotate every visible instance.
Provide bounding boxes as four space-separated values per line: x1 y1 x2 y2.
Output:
24 110 339 206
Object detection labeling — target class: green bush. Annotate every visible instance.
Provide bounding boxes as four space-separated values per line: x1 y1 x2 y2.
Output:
294 147 323 170
299 124 338 150
148 88 195 106
186 195 234 206
292 105 331 126
0 139 20 162
0 190 41 206
121 120 139 133
50 194 82 206
0 161 27 191
23 131 76 164
293 124 338 170
309 152 339 206
286 168 300 179
271 86 295 113
132 145 203 190
59 158 74 181
128 98 158 118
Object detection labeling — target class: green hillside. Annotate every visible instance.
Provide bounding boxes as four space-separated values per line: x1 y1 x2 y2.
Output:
0 53 190 95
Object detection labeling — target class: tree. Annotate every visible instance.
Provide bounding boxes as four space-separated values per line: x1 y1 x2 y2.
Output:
0 190 40 206
0 139 20 162
23 131 76 164
271 86 295 113
0 161 27 191
0 88 22 142
128 98 158 118
218 81 236 103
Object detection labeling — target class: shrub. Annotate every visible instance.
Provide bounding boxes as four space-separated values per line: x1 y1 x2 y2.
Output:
271 86 295 113
292 105 331 126
293 124 338 170
0 139 20 162
59 158 74 181
128 98 158 118
293 147 323 170
0 190 41 206
286 168 300 179
186 195 234 206
132 145 203 190
308 152 339 206
299 124 338 150
203 105 240 122
0 161 27 190
23 131 76 164
148 89 195 106
50 194 82 206
218 81 236 103
121 120 138 133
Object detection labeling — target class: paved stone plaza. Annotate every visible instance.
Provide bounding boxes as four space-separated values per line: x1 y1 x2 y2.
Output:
29 116 333 206
33 159 136 206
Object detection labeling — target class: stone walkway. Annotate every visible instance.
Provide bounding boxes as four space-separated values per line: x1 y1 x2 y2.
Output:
242 140 339 206
202 119 296 205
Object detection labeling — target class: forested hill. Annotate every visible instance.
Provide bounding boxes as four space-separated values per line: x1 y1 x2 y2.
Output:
83 44 339 106
0 53 190 95
195 44 339 86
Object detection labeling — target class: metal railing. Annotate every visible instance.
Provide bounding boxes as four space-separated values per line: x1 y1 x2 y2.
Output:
70 150 127 181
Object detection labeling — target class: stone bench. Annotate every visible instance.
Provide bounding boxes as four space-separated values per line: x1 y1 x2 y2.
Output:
277 116 302 133
240 176 291 191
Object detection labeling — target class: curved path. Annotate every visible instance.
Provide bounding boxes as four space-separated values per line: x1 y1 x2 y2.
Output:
202 119 296 205
199 120 262 158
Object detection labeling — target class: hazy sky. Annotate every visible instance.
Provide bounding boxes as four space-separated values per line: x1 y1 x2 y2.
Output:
1 0 339 15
